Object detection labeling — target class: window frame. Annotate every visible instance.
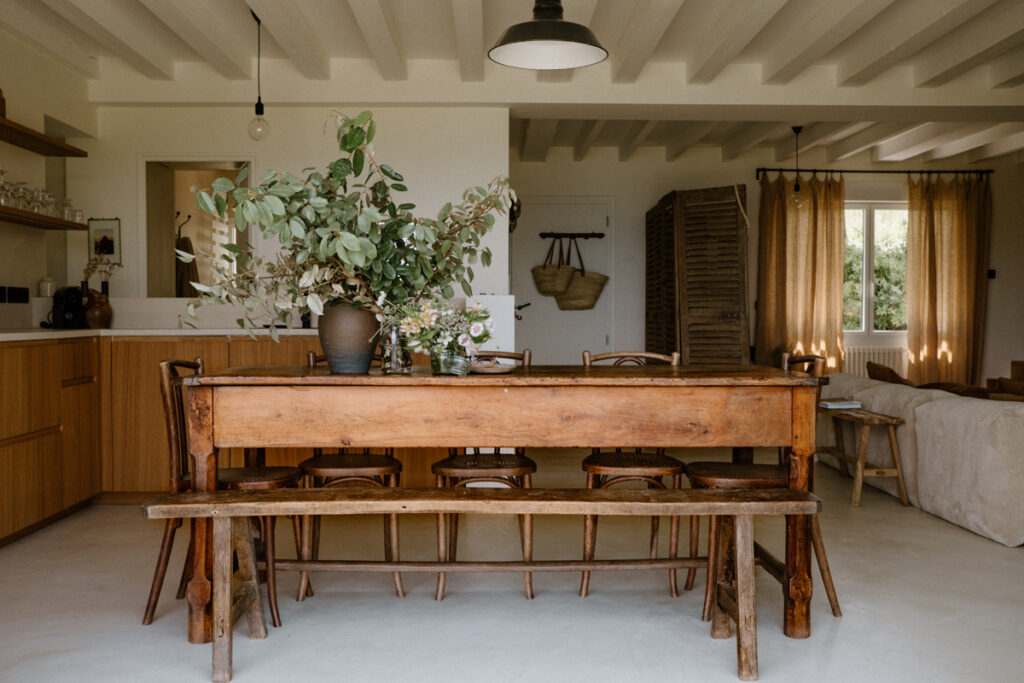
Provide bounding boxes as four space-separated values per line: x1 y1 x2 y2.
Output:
843 200 908 348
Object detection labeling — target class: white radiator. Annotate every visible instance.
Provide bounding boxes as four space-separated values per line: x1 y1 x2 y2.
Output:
844 346 907 378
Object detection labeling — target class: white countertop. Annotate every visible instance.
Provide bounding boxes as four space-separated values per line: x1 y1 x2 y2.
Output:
0 327 319 342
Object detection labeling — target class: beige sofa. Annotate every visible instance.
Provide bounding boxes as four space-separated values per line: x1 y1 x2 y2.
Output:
817 373 1024 547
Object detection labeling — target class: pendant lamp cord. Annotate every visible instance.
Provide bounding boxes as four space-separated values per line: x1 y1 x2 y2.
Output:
792 125 803 192
252 10 263 112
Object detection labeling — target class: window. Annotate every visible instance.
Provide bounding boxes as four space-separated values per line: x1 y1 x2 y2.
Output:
843 203 908 334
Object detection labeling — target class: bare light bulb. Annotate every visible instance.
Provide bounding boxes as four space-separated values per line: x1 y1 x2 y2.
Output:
248 98 269 141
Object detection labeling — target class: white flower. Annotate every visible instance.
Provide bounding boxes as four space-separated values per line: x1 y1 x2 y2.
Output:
485 318 495 330
469 322 485 337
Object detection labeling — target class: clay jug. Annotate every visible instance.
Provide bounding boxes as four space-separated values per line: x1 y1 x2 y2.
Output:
85 288 113 329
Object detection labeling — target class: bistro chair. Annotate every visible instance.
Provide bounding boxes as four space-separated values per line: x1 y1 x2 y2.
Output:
431 350 536 600
143 358 304 629
578 350 692 598
685 353 842 621
296 352 405 600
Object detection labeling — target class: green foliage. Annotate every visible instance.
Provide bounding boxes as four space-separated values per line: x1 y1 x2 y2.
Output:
183 111 514 331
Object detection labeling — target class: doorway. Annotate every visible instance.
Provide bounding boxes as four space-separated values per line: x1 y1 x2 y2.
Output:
510 196 614 364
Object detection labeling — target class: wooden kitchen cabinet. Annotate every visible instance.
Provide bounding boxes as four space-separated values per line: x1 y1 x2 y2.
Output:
107 337 230 493
59 338 101 507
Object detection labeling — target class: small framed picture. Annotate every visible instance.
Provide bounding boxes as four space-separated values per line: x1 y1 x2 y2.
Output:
88 218 121 264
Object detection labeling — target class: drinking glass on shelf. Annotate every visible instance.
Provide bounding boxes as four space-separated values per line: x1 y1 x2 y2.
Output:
28 188 45 214
11 182 29 210
62 199 74 221
73 208 85 224
0 169 10 207
41 190 56 217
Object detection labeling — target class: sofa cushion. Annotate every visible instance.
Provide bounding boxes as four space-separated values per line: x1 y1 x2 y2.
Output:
914 398 1024 547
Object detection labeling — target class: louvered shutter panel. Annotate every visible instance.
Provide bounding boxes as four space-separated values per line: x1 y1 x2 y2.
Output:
645 186 749 365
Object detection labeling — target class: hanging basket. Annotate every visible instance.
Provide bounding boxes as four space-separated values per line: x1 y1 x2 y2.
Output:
531 237 575 296
555 238 608 310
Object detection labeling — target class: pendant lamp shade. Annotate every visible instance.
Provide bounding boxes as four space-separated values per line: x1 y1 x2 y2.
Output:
489 1 607 70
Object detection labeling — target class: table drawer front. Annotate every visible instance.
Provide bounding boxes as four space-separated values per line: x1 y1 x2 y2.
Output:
209 385 793 449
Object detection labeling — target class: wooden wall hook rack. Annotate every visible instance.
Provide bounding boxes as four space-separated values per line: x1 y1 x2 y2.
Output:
539 232 605 240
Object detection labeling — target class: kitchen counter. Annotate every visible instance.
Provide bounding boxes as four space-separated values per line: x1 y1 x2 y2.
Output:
0 327 319 342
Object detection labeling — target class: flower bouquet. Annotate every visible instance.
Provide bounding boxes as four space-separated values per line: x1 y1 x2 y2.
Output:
390 298 493 374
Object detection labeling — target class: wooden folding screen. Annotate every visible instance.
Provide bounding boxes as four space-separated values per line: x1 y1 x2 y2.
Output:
645 186 749 365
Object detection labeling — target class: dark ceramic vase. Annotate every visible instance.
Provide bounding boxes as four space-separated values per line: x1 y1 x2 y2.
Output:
317 303 378 373
85 289 112 329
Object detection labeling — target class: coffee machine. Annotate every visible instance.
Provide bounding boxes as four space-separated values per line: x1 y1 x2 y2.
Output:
42 286 88 329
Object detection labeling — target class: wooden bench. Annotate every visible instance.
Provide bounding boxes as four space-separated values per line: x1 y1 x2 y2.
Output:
143 487 821 682
819 407 909 506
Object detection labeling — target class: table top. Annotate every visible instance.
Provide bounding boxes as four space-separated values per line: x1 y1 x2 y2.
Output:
184 364 821 388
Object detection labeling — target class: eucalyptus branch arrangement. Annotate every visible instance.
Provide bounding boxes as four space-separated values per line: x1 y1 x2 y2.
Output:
180 110 514 336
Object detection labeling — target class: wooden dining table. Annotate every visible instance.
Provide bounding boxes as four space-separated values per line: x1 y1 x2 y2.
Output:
181 363 820 644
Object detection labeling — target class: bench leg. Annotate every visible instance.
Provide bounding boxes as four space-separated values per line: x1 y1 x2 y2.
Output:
685 515 699 591
887 425 910 506
711 516 733 639
435 475 448 601
734 514 758 681
232 517 267 640
851 423 871 506
832 417 851 477
521 473 534 600
579 472 598 597
212 517 233 683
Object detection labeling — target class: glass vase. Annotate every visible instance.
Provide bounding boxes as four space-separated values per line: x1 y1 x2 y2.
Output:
439 351 472 376
380 325 412 375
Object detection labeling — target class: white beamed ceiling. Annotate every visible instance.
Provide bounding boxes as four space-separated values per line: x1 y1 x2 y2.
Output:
2 0 1022 164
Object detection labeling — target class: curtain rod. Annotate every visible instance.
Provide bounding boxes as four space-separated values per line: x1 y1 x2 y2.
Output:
755 167 993 180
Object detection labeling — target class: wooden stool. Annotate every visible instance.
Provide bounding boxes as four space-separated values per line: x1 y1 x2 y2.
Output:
819 408 909 507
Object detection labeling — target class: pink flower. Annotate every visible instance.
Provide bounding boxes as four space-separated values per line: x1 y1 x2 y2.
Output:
469 322 485 337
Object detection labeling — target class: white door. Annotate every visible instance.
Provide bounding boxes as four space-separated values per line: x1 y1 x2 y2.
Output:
511 197 613 364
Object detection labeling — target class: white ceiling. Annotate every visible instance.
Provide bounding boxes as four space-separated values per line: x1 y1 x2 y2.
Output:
2 0 1023 164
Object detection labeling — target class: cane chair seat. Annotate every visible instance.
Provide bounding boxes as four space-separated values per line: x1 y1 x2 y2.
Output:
582 449 688 477
218 467 305 489
432 450 537 479
685 462 789 489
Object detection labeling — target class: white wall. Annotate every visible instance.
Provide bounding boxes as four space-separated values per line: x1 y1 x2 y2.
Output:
65 106 511 305
511 146 1024 379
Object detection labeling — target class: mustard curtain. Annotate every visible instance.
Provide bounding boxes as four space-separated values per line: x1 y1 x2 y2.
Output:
755 173 846 370
905 175 992 384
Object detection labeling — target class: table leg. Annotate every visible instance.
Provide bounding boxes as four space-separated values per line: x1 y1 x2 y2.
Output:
187 386 216 645
212 516 233 682
734 514 758 681
784 386 815 639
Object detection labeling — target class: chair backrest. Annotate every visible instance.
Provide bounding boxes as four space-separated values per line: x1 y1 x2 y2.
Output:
158 358 204 493
582 350 680 367
781 352 824 378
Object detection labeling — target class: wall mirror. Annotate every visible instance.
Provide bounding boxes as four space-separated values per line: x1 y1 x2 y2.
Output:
145 161 247 298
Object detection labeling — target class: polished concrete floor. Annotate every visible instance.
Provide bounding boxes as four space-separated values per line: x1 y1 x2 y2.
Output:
1 448 1021 683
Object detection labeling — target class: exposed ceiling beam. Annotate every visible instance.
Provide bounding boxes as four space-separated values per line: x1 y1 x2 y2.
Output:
245 0 330 80
871 122 966 162
966 128 1024 162
347 0 406 81
40 0 176 80
837 0 997 86
611 0 685 84
990 44 1024 88
688 0 786 84
664 121 716 161
924 123 1024 160
619 120 658 161
763 0 895 85
573 120 606 161
913 1 1024 87
721 122 788 160
450 0 483 82
140 0 250 80
0 0 99 78
520 119 559 162
826 122 919 161
773 122 871 161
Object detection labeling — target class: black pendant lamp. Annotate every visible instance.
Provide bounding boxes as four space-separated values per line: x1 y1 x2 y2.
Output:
792 125 803 192
489 1 607 71
248 10 270 141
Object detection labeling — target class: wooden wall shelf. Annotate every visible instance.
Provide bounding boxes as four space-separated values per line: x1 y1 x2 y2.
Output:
0 205 87 231
0 116 87 157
